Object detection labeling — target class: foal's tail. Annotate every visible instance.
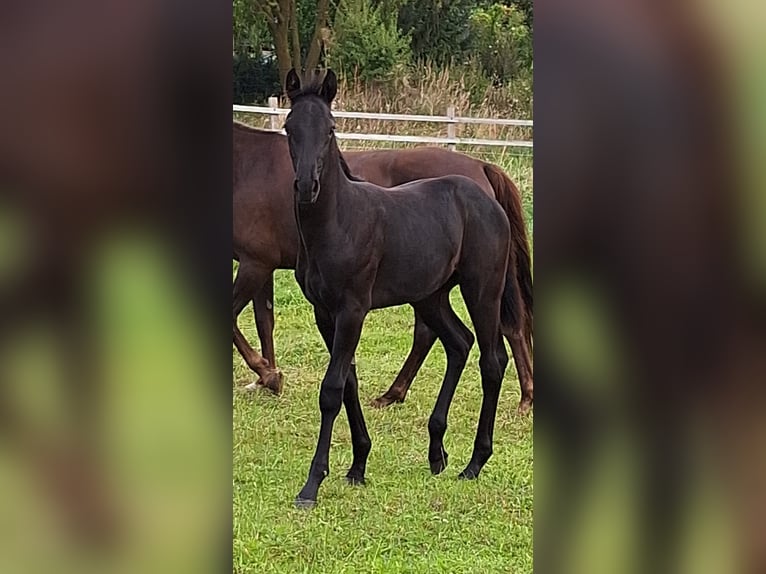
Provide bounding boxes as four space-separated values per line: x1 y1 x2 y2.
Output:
483 164 533 348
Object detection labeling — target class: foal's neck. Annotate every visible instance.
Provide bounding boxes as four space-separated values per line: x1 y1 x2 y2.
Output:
319 138 347 199
296 137 351 242
305 138 349 212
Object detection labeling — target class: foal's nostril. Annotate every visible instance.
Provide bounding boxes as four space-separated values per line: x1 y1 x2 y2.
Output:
312 180 320 195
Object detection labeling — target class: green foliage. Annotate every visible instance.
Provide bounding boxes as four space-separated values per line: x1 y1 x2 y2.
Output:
233 54 281 104
506 0 533 27
233 0 281 102
469 3 532 83
230 0 534 105
397 0 475 66
233 0 269 56
329 0 411 82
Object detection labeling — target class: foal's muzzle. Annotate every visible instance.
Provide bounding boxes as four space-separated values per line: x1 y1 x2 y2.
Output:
294 179 320 204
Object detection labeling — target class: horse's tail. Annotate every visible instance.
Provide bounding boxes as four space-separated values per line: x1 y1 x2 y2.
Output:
483 163 533 349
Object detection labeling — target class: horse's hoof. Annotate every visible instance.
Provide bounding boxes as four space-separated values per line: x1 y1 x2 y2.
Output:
429 454 448 475
458 468 479 480
255 370 283 395
346 474 366 486
294 497 316 510
517 399 533 416
243 380 262 392
370 393 403 409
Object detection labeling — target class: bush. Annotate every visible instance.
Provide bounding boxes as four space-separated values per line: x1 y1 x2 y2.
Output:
233 54 281 104
469 3 532 83
397 0 474 66
328 0 411 83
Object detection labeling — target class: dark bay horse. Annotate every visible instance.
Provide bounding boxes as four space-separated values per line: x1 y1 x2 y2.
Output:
283 68 524 507
233 127 533 411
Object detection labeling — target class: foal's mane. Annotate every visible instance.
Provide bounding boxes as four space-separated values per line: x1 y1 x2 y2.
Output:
339 154 365 183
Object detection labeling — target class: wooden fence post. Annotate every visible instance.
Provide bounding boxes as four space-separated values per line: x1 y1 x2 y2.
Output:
268 96 279 130
446 105 456 151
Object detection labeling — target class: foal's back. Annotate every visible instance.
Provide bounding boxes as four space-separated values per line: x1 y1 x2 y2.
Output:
348 174 510 308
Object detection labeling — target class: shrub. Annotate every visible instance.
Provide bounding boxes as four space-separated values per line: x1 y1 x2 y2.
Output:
233 54 281 104
469 3 532 83
397 0 474 66
328 0 411 83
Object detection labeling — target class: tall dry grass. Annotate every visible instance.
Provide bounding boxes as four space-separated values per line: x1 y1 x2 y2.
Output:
234 63 533 149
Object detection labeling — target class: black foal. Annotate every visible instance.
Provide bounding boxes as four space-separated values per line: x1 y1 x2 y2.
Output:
284 69 523 507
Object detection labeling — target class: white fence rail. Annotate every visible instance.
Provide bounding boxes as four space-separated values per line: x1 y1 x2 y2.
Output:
233 99 533 150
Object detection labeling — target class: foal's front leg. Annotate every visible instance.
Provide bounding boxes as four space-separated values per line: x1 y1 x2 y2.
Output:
296 307 367 508
313 307 372 485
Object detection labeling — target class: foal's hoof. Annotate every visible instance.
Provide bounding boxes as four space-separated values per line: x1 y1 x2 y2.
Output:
294 497 316 510
458 467 480 480
370 393 404 409
429 453 449 475
345 475 366 486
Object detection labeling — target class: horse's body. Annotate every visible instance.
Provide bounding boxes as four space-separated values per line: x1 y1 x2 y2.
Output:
232 123 533 409
283 69 522 506
296 175 505 310
345 147 495 192
233 124 297 390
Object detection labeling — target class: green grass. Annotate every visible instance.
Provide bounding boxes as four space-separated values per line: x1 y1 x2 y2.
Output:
233 153 533 573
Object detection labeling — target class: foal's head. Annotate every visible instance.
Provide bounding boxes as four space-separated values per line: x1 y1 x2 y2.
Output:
284 69 338 204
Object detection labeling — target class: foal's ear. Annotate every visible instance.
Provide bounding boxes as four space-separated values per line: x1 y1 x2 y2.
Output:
319 69 338 104
285 68 301 101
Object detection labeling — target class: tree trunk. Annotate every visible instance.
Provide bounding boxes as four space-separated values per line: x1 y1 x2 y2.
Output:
258 0 293 92
257 0 330 93
271 22 291 92
304 0 330 72
289 1 302 72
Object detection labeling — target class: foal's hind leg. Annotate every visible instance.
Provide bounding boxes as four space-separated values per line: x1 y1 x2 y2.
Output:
413 291 474 475
371 311 437 408
459 283 505 480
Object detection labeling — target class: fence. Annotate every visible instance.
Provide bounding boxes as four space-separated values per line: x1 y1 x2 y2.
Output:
233 97 533 151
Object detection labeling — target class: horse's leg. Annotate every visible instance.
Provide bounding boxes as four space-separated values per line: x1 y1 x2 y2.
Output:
313 307 371 485
250 272 283 393
505 328 533 414
413 291 474 475
341 363 371 485
459 282 505 480
370 311 437 408
296 306 367 508
233 263 282 393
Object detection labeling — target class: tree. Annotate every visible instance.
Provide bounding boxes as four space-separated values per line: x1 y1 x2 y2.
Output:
233 0 269 56
469 3 531 82
328 0 411 82
397 0 475 66
254 0 330 91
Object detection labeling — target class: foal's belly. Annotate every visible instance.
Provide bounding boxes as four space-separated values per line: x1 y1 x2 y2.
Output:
369 249 459 309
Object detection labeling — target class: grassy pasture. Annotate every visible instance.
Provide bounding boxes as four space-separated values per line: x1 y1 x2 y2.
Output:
233 152 533 573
